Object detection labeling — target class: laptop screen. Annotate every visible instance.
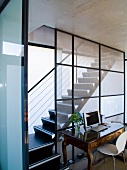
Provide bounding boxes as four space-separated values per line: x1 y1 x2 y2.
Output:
84 111 101 127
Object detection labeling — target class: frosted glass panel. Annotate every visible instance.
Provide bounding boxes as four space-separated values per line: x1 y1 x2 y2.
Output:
101 46 124 72
79 97 99 114
101 96 124 117
57 31 72 64
101 71 124 96
74 37 99 68
0 0 23 170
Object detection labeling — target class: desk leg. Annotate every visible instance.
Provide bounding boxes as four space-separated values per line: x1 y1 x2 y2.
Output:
62 141 67 166
87 152 94 170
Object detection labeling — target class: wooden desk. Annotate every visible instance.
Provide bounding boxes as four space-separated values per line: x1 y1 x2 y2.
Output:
62 123 124 170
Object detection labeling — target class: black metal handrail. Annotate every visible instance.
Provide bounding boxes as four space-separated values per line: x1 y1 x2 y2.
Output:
28 68 55 93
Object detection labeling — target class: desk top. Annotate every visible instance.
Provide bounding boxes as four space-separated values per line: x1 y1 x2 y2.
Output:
62 123 125 143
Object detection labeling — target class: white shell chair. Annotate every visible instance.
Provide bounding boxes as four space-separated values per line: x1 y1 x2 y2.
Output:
97 131 127 170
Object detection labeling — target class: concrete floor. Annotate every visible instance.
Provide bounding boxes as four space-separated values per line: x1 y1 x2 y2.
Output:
69 154 126 170
94 157 126 170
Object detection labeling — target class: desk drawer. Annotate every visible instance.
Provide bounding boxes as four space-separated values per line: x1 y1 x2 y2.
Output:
115 129 124 138
90 140 101 149
101 132 116 144
101 128 124 145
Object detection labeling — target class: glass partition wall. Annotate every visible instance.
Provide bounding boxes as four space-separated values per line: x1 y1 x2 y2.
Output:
28 26 125 165
56 30 125 129
55 29 125 162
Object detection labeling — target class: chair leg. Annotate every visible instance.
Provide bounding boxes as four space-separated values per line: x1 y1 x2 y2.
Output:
93 152 97 170
112 156 115 170
103 154 106 164
122 151 126 170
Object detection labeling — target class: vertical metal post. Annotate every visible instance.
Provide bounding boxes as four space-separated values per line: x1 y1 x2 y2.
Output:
54 29 57 153
76 50 78 83
72 35 75 162
124 52 125 125
22 0 29 169
99 44 101 115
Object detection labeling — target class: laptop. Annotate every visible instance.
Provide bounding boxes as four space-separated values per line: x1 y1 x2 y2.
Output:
84 111 108 132
91 124 108 132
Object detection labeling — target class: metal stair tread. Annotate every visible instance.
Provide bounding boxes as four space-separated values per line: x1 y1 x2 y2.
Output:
42 116 67 125
49 109 71 116
34 125 55 137
29 133 54 151
29 151 61 169
41 117 55 123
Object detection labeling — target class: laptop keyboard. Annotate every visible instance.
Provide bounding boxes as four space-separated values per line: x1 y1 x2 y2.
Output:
92 125 108 132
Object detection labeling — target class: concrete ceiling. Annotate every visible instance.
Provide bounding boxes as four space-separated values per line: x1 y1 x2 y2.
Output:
29 0 127 54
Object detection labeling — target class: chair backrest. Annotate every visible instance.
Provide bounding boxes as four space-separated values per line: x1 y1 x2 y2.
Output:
116 130 127 154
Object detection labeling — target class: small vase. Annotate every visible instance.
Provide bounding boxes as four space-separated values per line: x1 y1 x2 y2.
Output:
75 123 80 134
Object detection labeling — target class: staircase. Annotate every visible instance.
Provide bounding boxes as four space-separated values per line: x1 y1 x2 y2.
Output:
28 112 69 170
29 133 61 170
28 49 118 169
33 54 116 131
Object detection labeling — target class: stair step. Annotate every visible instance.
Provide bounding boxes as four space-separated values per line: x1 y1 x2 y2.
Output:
60 167 69 170
49 109 56 120
91 60 113 67
78 77 99 83
87 65 108 71
62 95 83 104
41 117 66 129
67 89 90 97
74 83 95 89
29 152 61 170
29 134 54 151
49 109 71 122
29 134 54 165
42 117 55 130
57 102 77 114
82 71 99 77
94 56 115 62
34 125 55 139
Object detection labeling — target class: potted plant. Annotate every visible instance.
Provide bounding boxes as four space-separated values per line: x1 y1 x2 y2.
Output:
69 112 83 133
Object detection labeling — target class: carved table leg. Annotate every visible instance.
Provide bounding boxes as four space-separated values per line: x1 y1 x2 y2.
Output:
62 141 67 166
87 152 94 170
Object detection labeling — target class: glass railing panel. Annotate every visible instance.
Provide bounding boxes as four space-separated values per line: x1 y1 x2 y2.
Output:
101 71 124 96
101 46 124 72
74 37 99 68
28 70 55 134
101 95 124 117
